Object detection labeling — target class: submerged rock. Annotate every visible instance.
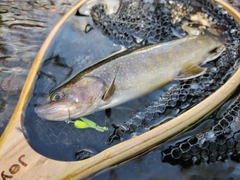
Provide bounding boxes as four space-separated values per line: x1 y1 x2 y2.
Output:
2 73 26 92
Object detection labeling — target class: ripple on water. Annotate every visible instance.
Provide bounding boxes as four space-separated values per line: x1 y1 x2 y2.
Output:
1 0 240 179
0 0 80 134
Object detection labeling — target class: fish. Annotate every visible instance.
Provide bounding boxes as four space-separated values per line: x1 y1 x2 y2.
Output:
35 27 226 121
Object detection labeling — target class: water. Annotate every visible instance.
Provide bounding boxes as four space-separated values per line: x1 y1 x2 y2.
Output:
24 8 124 160
0 0 240 179
91 88 240 180
0 0 80 134
0 0 238 134
22 0 240 160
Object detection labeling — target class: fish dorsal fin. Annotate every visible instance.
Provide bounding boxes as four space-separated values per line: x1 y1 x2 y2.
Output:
102 75 116 101
175 63 206 80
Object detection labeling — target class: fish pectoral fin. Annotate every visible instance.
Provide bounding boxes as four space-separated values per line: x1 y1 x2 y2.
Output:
102 76 116 101
102 66 121 101
175 63 206 80
202 45 226 64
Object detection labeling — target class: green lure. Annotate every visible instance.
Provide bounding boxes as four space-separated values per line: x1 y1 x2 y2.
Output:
74 117 108 132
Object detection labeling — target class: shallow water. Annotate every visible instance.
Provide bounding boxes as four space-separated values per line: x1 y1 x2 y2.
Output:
0 0 81 134
0 0 238 135
22 0 240 162
91 88 240 180
0 0 240 179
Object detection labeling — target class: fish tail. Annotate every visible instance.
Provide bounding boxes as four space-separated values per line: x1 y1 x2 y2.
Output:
205 25 228 44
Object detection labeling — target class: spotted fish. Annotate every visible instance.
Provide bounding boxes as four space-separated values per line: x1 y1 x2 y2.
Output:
35 28 226 121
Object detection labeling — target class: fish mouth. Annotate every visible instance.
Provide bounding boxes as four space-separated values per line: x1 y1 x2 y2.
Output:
35 103 72 121
35 102 95 121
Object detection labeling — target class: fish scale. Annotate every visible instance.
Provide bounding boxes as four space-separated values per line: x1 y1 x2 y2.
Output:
87 0 238 145
24 0 240 161
108 46 239 144
35 30 225 121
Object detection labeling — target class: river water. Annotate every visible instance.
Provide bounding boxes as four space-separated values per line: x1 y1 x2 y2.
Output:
0 0 238 130
0 0 81 134
0 0 240 179
0 0 238 134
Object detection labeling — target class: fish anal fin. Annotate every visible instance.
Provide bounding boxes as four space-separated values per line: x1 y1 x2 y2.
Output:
102 76 116 101
176 63 206 80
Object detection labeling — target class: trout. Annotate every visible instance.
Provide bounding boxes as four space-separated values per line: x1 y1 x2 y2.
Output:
35 28 226 121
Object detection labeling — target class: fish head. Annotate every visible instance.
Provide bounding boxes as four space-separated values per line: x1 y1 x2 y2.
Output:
35 77 106 121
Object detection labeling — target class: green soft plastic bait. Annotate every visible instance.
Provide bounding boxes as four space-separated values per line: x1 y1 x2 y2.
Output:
80 117 98 128
74 120 89 129
74 117 108 132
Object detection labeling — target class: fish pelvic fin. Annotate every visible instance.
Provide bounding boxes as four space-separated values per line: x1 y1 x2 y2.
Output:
175 63 206 80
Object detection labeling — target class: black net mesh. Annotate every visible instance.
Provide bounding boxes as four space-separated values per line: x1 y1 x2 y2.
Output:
162 94 240 166
23 0 240 161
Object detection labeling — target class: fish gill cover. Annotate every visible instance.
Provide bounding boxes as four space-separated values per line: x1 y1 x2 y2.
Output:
23 0 240 162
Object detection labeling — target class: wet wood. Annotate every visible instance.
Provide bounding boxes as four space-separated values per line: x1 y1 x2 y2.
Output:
0 0 239 179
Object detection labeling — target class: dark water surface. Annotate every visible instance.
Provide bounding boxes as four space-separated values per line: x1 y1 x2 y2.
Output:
22 0 240 160
91 89 240 180
0 0 240 180
0 0 80 134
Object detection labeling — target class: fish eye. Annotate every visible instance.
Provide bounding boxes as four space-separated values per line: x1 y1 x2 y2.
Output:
50 92 64 101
